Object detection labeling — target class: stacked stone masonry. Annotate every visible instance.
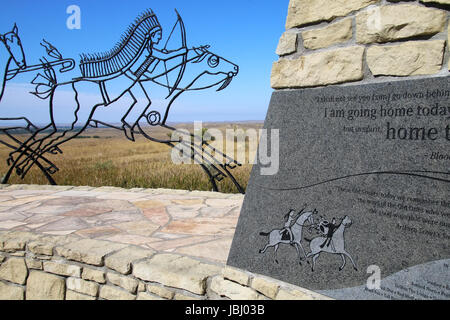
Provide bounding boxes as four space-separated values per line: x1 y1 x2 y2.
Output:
273 0 450 88
0 217 330 300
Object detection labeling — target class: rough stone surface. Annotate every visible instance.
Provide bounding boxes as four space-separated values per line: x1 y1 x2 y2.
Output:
66 289 96 300
210 276 261 300
271 46 365 88
147 284 175 299
0 282 24 300
138 282 146 292
137 292 165 300
222 266 250 286
26 271 65 300
99 285 136 300
276 32 298 56
82 268 106 284
286 0 379 28
43 261 81 278
356 5 447 44
302 18 353 50
104 246 154 274
0 257 28 284
66 277 99 297
106 272 138 293
25 258 42 270
133 254 220 295
276 288 316 300
0 232 38 252
27 241 54 256
366 40 445 76
55 239 127 266
174 293 201 300
0 186 334 301
10 251 25 257
251 277 280 299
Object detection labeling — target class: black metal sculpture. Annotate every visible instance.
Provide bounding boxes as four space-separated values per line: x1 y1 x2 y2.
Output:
0 9 244 193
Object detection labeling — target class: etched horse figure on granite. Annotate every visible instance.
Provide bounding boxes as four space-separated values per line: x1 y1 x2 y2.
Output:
305 215 358 272
259 209 315 265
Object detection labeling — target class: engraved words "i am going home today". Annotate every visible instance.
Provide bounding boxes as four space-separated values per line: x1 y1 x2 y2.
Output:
319 89 450 142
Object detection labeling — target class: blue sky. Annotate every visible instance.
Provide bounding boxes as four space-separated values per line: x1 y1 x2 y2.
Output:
0 0 289 124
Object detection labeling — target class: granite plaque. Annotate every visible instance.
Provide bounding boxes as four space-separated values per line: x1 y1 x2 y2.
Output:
227 77 450 300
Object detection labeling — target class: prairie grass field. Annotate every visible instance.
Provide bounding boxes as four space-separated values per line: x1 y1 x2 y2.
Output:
0 122 263 193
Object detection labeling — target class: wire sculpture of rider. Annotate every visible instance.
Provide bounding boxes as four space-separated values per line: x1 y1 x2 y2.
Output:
121 18 187 141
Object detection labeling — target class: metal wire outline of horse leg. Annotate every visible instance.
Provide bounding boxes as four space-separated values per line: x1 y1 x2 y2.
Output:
0 133 58 185
161 123 244 192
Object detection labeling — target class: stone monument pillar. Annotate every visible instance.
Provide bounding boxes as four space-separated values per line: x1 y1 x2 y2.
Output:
228 0 449 300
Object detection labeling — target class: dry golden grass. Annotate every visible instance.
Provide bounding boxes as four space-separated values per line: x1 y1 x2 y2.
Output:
0 122 262 193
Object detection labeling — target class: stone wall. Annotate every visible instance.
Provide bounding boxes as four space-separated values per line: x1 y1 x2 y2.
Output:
273 0 449 88
0 230 329 300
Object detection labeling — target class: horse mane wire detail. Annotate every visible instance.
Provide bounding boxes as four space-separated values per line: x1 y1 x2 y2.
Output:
79 9 160 79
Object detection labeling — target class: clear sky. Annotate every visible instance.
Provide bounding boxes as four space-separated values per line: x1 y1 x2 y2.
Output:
0 0 289 124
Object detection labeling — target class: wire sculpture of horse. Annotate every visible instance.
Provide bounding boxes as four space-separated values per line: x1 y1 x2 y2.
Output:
0 9 243 193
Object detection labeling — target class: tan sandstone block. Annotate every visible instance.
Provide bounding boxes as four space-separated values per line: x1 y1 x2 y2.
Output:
104 246 154 274
26 271 65 300
27 241 54 256
147 284 175 300
222 266 250 286
55 239 127 266
25 258 43 270
138 282 146 292
66 277 99 297
367 40 445 76
276 288 315 300
174 293 202 300
0 257 28 284
136 292 165 300
276 287 333 300
302 18 353 50
286 0 379 28
133 253 220 295
99 285 136 300
276 32 298 56
66 289 96 300
43 261 81 277
271 46 365 88
0 237 24 252
251 277 280 299
10 251 25 257
356 4 447 44
0 232 41 252
106 272 138 293
82 268 106 284
0 282 24 300
210 276 261 300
